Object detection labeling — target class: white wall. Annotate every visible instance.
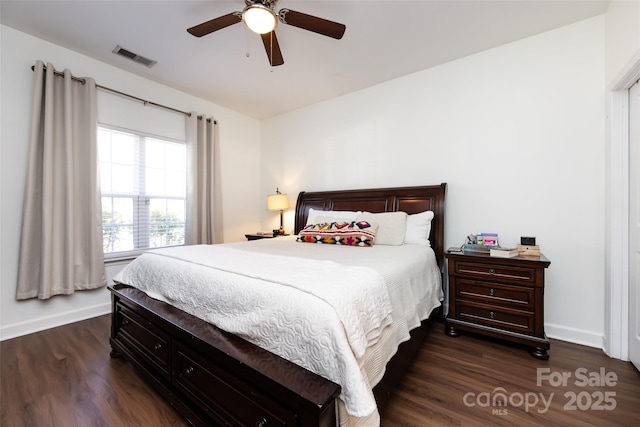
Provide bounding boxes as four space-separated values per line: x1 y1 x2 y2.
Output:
261 16 606 347
0 26 262 340
605 1 640 85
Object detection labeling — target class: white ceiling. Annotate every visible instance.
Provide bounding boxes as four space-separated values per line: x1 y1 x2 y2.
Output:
0 1 609 119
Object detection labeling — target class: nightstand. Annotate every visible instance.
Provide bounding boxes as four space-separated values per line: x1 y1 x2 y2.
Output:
444 251 551 359
245 233 289 241
245 233 275 241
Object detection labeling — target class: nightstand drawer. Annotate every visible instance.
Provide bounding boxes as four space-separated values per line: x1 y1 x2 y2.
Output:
454 261 536 284
457 279 534 309
456 301 534 334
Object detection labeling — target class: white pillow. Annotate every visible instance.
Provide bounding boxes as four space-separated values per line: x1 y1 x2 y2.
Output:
306 208 361 226
357 211 407 245
404 210 434 246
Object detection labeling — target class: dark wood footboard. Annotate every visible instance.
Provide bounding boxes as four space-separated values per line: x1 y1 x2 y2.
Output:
109 283 341 427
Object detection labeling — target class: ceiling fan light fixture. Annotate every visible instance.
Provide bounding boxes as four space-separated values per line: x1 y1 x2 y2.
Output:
243 4 277 34
187 0 346 67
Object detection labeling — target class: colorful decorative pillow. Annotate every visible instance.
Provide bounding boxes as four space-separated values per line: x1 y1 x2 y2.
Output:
297 221 378 247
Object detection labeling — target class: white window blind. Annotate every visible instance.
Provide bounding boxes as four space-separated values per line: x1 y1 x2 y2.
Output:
99 126 186 258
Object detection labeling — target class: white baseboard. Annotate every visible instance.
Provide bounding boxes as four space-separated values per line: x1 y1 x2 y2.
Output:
545 323 604 350
0 302 111 341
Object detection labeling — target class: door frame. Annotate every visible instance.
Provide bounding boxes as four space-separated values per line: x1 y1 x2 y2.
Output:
605 51 640 360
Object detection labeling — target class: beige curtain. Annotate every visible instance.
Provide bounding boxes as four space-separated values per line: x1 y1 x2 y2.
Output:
185 114 223 245
16 61 106 300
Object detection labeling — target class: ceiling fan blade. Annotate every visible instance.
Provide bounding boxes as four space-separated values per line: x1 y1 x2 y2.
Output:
187 12 242 37
260 32 284 66
279 9 346 40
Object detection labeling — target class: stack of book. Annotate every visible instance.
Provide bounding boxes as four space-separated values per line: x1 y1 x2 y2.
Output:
463 243 491 253
489 247 519 258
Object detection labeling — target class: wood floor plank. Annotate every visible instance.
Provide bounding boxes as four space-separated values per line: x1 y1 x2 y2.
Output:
2 315 639 426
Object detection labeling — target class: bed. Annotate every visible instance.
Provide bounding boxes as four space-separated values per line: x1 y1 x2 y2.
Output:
109 183 447 427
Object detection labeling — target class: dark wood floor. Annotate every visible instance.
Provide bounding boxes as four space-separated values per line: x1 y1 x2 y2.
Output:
1 315 639 426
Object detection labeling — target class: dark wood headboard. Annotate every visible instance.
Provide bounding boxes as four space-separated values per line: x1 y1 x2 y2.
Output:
294 184 447 268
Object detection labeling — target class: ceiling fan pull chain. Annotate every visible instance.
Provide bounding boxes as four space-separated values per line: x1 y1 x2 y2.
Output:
246 26 251 58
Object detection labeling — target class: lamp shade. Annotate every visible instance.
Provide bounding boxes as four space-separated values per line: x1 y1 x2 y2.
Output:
243 4 277 34
267 193 288 211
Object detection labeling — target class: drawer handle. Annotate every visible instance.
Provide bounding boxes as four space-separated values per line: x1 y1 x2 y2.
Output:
256 417 268 427
154 343 162 351
489 268 496 275
121 318 130 326
184 366 195 376
489 288 495 296
490 311 495 319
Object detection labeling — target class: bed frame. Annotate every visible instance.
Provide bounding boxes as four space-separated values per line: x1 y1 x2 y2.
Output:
109 183 446 427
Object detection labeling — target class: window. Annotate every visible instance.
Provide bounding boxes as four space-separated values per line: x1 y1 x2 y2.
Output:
99 126 186 257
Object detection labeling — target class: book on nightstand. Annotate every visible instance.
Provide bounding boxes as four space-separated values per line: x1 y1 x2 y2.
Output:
490 247 519 258
463 243 492 253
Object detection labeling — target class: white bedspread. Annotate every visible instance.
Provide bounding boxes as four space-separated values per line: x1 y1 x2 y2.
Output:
113 237 442 421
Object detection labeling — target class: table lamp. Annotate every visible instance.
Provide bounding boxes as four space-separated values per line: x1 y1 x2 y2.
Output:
267 188 288 235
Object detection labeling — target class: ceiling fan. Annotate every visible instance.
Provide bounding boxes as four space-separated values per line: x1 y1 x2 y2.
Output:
187 0 346 67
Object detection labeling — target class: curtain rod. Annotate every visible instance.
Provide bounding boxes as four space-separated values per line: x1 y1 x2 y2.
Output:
30 64 216 124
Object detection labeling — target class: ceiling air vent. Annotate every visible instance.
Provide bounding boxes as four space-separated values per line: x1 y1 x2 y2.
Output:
112 45 157 68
